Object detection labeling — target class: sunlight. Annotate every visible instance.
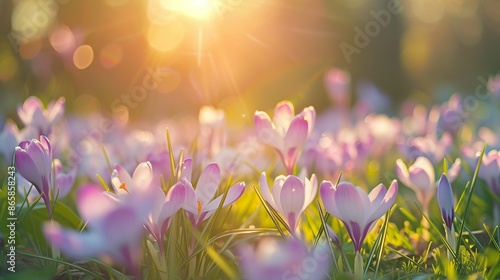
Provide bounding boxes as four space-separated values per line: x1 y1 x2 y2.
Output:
160 0 216 20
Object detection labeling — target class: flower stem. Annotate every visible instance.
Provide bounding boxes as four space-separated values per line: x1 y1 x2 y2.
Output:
445 224 456 260
354 251 363 280
493 201 500 228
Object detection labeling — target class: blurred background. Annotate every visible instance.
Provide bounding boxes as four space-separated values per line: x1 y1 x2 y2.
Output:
0 0 499 123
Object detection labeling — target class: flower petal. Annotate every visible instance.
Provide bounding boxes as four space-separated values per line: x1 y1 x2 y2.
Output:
284 116 308 151
437 174 454 229
259 172 277 210
44 222 105 260
273 101 294 136
279 176 305 230
254 111 282 150
195 163 221 204
395 159 410 186
77 185 116 226
181 159 192 181
132 161 154 191
333 183 367 225
369 180 398 222
447 158 461 182
319 180 341 218
203 182 245 213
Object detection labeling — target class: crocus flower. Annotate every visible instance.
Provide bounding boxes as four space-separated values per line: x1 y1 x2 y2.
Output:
144 181 186 251
238 237 331 280
436 94 464 134
0 123 23 162
181 160 245 227
320 180 398 252
14 136 53 215
325 68 350 107
259 172 317 231
110 161 155 196
397 133 453 164
18 159 76 202
476 150 500 197
395 157 461 214
254 101 316 174
17 96 65 136
44 185 149 276
437 174 456 259
437 174 455 230
146 151 173 188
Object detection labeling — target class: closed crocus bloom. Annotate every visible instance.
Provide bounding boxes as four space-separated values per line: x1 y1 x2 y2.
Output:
255 101 316 174
396 157 461 214
259 172 317 231
181 161 245 227
17 96 65 136
14 136 53 215
320 180 398 252
437 174 455 230
18 159 76 202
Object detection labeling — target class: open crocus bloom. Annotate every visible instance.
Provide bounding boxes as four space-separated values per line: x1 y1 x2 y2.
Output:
259 172 317 231
14 136 53 215
110 161 155 196
17 96 65 136
181 161 245 227
44 185 150 275
437 174 455 230
320 180 398 252
395 157 461 212
254 101 316 174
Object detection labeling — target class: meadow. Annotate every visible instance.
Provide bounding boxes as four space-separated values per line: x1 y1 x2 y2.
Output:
1 73 500 279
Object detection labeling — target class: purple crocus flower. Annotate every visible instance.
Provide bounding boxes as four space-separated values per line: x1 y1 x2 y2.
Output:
320 180 398 252
476 150 500 197
437 174 455 230
259 172 317 231
44 185 150 276
254 101 316 174
144 181 186 251
14 136 53 215
18 159 76 202
181 161 245 228
324 68 351 107
238 237 331 280
17 96 65 136
110 161 155 196
396 157 461 215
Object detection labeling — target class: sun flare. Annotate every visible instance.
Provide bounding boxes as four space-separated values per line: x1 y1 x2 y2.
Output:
160 0 216 20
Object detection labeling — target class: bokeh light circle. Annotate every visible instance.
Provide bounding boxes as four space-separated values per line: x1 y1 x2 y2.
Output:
99 43 123 68
73 45 94 70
